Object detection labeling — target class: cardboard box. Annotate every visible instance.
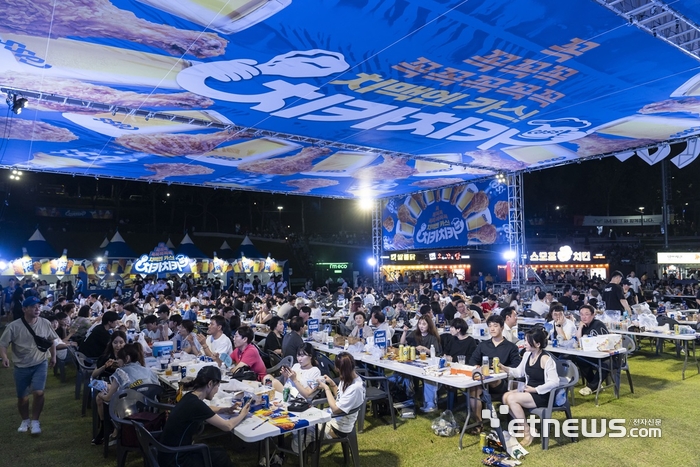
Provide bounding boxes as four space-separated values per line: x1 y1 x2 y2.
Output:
581 334 622 352
450 364 477 377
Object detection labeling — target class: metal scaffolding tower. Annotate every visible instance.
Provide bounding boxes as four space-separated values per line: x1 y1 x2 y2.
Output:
371 199 383 290
507 173 526 289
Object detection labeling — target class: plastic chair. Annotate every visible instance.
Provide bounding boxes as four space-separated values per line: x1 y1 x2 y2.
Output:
529 358 579 450
356 369 396 433
267 355 293 376
74 351 97 416
108 389 151 467
316 352 338 380
132 384 164 401
132 420 213 467
620 335 635 394
311 404 362 467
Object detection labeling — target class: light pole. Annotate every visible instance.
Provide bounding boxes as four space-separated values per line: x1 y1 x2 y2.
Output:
637 206 645 235
277 205 283 226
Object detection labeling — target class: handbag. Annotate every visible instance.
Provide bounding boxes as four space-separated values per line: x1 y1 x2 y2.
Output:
21 317 54 352
287 397 310 412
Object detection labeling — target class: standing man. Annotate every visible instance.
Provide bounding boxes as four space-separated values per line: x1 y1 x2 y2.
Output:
0 296 58 435
626 271 641 296
601 271 632 314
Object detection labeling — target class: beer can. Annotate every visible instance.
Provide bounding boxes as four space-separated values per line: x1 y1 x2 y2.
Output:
674 324 679 334
283 386 291 403
492 357 500 374
180 366 187 378
262 394 269 409
479 432 487 448
409 346 416 361
439 357 446 368
482 447 495 454
398 345 404 360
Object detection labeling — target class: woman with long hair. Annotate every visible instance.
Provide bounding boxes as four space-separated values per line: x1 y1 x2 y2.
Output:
317 352 365 438
264 342 321 400
91 330 127 380
400 315 443 412
500 328 559 446
263 316 285 356
159 366 251 467
93 343 159 445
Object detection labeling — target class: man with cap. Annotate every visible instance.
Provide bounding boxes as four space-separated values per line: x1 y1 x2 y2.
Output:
601 271 632 314
0 296 59 434
78 311 120 358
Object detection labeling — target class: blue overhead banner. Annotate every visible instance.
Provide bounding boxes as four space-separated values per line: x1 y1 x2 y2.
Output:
1 1 700 198
382 179 508 250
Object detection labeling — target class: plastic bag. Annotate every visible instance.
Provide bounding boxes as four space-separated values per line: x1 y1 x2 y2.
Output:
431 410 458 437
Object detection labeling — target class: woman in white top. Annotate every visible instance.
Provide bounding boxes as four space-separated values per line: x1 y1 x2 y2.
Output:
317 352 365 437
348 312 372 340
264 343 321 400
499 328 559 447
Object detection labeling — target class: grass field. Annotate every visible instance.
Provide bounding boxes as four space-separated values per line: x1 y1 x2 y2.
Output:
1 344 699 467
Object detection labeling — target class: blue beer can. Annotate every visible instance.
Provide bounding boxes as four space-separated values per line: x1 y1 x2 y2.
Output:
181 366 187 378
262 394 270 409
439 358 446 368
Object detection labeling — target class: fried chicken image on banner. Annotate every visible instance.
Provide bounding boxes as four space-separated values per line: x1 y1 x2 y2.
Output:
282 178 338 193
239 147 332 175
0 117 77 142
142 163 213 180
0 0 227 58
116 130 250 157
352 156 416 180
462 191 489 218
468 224 497 244
0 73 213 111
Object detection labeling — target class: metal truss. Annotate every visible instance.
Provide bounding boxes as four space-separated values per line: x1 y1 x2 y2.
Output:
371 199 383 289
507 172 525 290
594 0 700 61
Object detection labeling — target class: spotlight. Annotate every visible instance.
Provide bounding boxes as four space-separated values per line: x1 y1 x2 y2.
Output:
358 198 374 211
367 257 377 267
495 173 507 184
8 95 28 115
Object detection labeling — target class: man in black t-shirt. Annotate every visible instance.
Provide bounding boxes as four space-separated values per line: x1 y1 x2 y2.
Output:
78 312 119 358
442 295 459 322
601 270 632 313
576 305 611 396
468 315 521 424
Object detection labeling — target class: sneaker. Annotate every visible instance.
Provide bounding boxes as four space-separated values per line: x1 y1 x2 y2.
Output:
30 421 41 435
420 406 437 413
17 420 30 433
108 439 117 447
91 434 104 445
579 386 593 396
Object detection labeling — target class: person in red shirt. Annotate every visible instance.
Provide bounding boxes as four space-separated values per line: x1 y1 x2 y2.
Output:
230 325 266 381
481 294 498 317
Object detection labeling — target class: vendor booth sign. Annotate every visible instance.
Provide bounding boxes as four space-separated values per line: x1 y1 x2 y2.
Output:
133 243 193 275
